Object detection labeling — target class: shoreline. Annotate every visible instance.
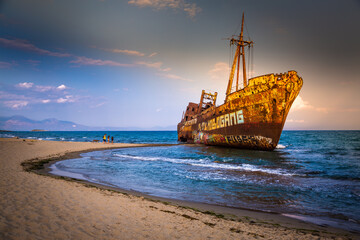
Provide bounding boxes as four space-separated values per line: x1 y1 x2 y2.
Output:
42 147 360 235
1 138 358 239
44 150 360 235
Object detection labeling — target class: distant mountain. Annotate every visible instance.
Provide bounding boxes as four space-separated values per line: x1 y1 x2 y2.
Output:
0 115 176 131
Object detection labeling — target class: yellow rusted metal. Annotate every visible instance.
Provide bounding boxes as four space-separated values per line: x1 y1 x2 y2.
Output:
177 13 303 151
222 70 302 124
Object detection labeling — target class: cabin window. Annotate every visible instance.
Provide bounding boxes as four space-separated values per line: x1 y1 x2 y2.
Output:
185 116 188 121
192 107 194 111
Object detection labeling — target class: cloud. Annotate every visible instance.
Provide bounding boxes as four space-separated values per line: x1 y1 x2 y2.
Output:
292 96 312 110
136 61 163 69
35 85 54 92
287 119 305 123
156 108 162 112
208 62 230 81
1 83 82 109
57 84 67 90
70 56 134 67
0 61 16 68
26 60 40 66
161 67 171 72
183 2 200 18
128 0 201 18
135 61 172 72
16 83 68 92
292 96 329 113
148 52 158 57
4 100 28 109
158 73 192 82
56 95 76 103
102 48 145 57
90 102 106 108
17 82 34 89
0 38 71 57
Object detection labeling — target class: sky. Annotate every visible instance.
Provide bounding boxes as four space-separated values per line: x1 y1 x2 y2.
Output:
0 0 359 130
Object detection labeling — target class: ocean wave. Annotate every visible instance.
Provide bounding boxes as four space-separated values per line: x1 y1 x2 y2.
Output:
191 162 295 176
0 133 16 138
276 144 286 149
113 153 294 176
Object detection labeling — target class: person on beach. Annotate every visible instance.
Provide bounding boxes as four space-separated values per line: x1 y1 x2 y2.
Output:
108 135 110 143
103 134 107 143
111 136 114 144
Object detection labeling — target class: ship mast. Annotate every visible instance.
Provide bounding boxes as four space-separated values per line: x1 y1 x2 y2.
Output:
225 13 253 102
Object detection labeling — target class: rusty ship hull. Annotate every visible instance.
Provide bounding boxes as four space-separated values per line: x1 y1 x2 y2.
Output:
177 71 303 151
177 14 303 151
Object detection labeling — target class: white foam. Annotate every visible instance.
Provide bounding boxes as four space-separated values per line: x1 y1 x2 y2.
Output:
276 144 286 149
0 133 15 138
113 153 294 176
49 163 88 180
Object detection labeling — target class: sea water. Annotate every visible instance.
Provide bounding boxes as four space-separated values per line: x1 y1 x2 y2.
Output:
4 130 360 231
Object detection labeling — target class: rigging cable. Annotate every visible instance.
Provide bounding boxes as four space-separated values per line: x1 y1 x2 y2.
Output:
251 43 254 79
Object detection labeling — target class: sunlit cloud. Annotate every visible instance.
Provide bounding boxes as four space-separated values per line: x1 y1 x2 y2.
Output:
102 48 145 56
35 85 53 92
148 52 158 57
90 102 106 108
0 83 83 109
57 84 67 90
161 67 171 72
0 38 71 57
128 0 201 18
136 61 163 69
17 82 34 89
292 96 329 113
183 2 200 18
158 73 192 82
292 96 312 110
340 108 360 113
4 100 28 109
287 119 305 123
70 56 134 67
208 62 230 81
56 95 76 103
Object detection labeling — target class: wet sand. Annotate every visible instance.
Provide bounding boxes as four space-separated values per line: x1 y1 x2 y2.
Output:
0 138 357 239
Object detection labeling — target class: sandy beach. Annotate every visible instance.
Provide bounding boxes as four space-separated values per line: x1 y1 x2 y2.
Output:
0 138 357 240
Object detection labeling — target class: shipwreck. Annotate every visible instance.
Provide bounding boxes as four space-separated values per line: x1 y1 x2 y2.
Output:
177 14 303 151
